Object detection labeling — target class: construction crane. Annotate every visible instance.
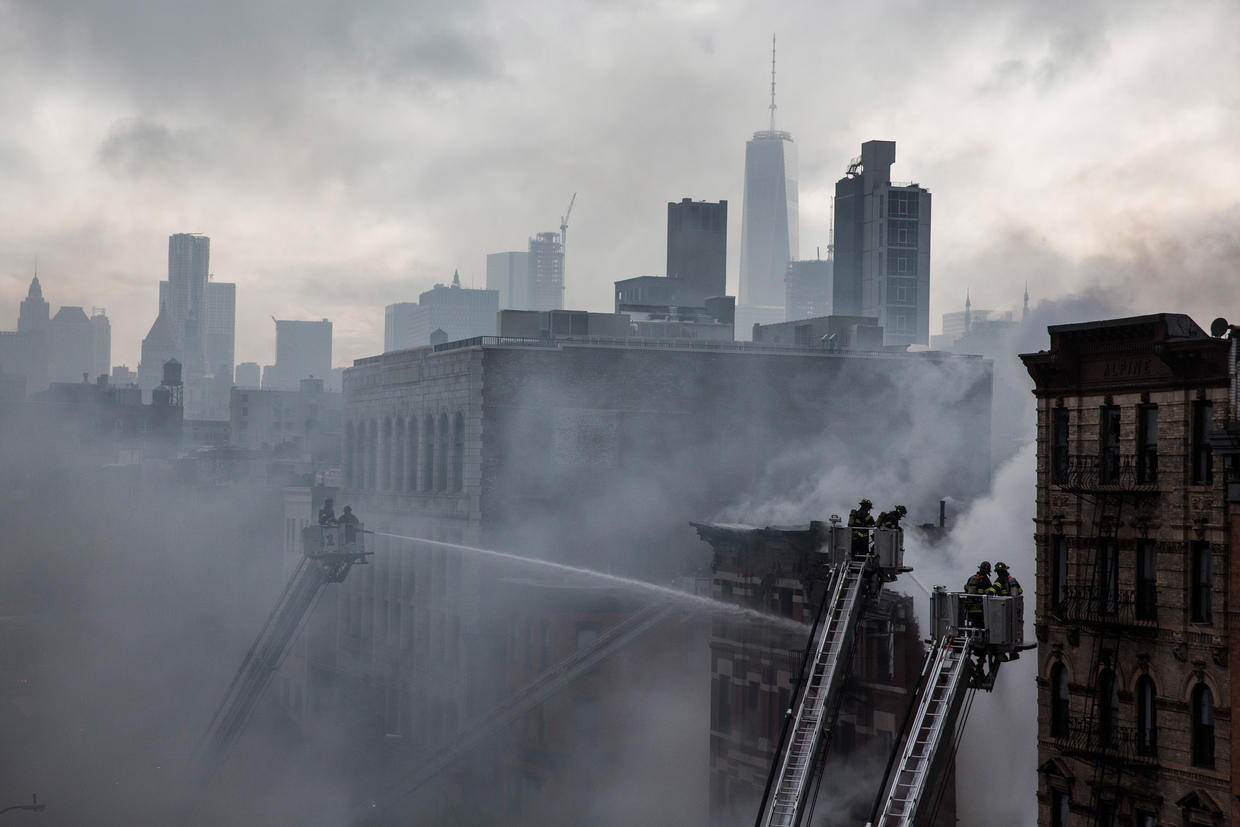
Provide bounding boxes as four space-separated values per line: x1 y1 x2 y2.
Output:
560 192 576 271
196 523 371 773
754 518 909 827
867 589 1030 826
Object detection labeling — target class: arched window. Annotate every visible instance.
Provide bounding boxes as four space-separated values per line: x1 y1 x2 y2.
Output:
366 419 378 489
1050 663 1069 738
452 412 464 493
344 422 355 488
437 412 449 491
1097 669 1118 748
381 417 392 490
407 414 419 492
1192 682 1214 767
1135 675 1156 756
422 415 434 491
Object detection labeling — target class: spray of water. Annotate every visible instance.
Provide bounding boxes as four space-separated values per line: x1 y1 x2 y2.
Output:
374 532 809 634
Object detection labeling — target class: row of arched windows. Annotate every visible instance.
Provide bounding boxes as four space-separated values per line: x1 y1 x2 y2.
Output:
343 411 466 494
1049 663 1215 767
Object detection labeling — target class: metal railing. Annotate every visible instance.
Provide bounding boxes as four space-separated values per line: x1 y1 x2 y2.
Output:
1051 586 1158 629
1055 720 1158 766
1053 454 1159 493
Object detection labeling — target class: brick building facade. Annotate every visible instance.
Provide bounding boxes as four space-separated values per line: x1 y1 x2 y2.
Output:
1022 315 1235 826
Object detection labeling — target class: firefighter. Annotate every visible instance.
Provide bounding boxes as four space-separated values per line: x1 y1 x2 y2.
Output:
877 505 908 529
986 562 1023 596
963 560 991 628
338 505 359 543
848 499 875 555
318 498 337 526
964 561 992 594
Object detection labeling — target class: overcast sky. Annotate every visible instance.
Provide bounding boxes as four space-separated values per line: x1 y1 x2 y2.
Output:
0 0 1237 369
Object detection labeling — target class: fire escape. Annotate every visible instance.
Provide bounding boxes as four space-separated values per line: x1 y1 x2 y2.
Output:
1052 435 1160 824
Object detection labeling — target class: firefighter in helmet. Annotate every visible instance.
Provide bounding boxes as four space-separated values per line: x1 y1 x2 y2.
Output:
338 505 360 544
318 498 337 526
848 498 875 555
986 562 1023 596
877 504 908 530
965 561 992 594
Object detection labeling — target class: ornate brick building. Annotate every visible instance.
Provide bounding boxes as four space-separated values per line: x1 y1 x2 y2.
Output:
1022 315 1236 826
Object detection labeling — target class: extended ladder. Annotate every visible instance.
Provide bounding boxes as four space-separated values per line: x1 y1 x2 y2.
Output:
871 633 974 827
197 525 370 772
759 556 870 827
359 601 679 822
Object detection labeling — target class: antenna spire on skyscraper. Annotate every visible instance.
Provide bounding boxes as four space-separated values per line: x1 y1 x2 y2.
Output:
769 34 777 133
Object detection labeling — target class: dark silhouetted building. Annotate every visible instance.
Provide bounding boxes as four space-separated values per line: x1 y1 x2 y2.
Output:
785 256 831 322
667 198 727 296
833 141 931 347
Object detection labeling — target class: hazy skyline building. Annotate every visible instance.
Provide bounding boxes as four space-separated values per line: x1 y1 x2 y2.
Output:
485 251 531 311
19 275 49 334
90 308 110 381
528 232 564 312
784 255 832 322
667 198 727 296
48 305 93 384
206 281 235 380
166 233 210 377
138 302 178 394
738 39 798 336
385 271 498 352
266 318 332 390
832 140 931 346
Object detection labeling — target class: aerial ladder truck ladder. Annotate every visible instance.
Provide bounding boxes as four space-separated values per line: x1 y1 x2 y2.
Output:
755 520 909 827
868 587 1032 827
196 523 371 772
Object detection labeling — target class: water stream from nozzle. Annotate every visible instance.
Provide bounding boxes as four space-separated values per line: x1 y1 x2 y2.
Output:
374 532 809 633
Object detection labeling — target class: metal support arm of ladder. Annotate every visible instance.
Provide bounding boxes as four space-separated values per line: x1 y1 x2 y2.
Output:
758 556 870 827
359 601 679 822
869 633 974 827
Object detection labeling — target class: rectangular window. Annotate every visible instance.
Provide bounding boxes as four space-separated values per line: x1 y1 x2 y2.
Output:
888 190 920 219
1192 400 1214 485
1191 541 1212 624
1051 535 1068 613
1050 789 1070 827
1136 404 1158 484
1051 408 1069 484
1098 538 1118 615
1135 540 1157 621
888 219 918 248
1098 405 1121 484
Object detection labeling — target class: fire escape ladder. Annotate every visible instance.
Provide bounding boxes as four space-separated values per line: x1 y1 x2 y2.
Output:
1080 494 1129 826
758 556 869 827
871 633 974 827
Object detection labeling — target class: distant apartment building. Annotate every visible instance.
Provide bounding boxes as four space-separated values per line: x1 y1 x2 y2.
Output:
234 361 260 389
264 319 332 390
486 251 531 311
384 272 499 352
229 378 341 463
614 276 735 341
833 141 931 347
1020 314 1237 827
111 365 137 386
667 198 727 296
784 257 832 322
695 522 951 826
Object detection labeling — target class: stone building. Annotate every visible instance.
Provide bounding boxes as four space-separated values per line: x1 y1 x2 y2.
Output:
1021 314 1235 826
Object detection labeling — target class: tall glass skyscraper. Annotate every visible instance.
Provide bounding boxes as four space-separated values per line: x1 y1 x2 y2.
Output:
738 40 798 334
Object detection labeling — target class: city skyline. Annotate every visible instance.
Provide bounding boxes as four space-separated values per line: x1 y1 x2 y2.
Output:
0 3 1235 370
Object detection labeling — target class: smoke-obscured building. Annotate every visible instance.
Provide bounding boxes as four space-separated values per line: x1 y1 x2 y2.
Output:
166 233 210 378
265 319 332 390
528 232 564 312
48 306 93 384
486 251 531 311
784 257 832 322
694 522 951 827
206 281 236 380
229 378 341 463
832 141 931 347
0 276 50 393
90 309 110 382
1021 314 1236 827
738 124 798 335
668 198 727 297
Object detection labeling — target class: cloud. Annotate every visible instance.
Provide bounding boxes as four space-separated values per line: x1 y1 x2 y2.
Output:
97 118 213 179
